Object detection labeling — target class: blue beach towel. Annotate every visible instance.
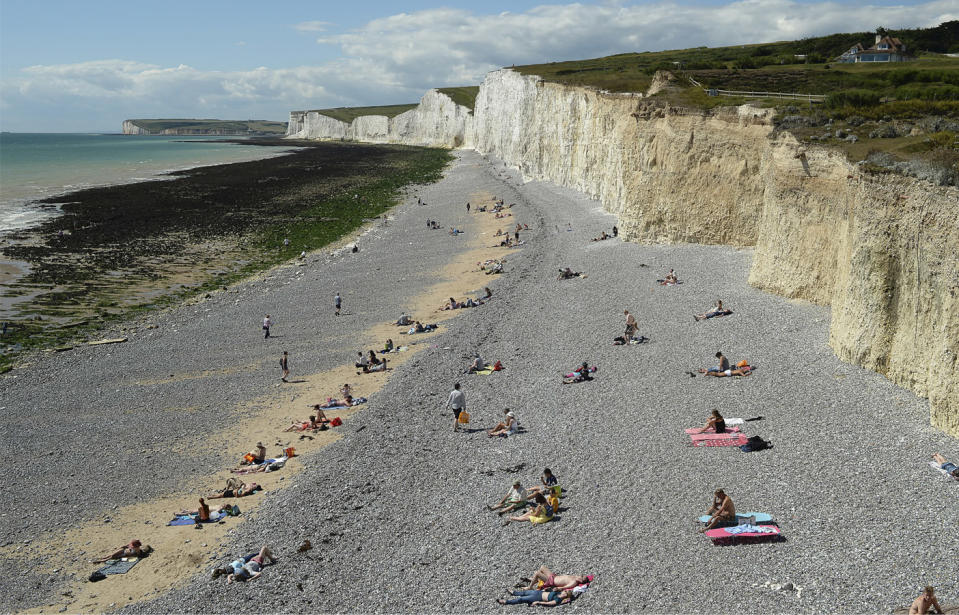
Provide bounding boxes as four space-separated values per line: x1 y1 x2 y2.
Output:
97 558 140 575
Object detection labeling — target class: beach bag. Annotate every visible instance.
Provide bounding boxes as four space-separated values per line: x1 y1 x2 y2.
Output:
284 447 296 458
457 411 470 424
330 417 343 427
243 453 256 464
740 436 770 453
737 359 749 368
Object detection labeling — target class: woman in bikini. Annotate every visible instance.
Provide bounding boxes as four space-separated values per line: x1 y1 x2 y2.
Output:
698 410 726 434
92 539 151 563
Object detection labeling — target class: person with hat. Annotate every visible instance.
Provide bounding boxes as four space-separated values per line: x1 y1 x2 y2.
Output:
487 481 529 516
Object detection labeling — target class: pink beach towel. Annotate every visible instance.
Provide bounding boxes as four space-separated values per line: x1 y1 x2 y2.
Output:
691 435 748 447
684 427 741 434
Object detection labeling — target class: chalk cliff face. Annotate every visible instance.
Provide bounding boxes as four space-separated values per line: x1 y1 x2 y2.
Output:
286 90 471 147
121 120 150 135
288 69 959 436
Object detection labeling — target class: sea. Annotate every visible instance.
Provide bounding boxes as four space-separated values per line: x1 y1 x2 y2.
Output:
0 133 294 235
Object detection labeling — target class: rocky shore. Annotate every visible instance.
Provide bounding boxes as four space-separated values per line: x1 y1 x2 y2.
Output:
1 151 956 614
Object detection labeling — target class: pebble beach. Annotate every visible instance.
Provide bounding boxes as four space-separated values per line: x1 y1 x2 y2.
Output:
1 150 956 614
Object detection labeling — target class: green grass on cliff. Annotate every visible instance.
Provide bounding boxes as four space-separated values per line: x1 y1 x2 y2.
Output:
436 86 480 110
512 21 959 118
130 119 287 133
311 104 418 123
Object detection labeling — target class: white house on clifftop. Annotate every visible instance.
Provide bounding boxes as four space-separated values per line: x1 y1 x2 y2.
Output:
837 35 911 63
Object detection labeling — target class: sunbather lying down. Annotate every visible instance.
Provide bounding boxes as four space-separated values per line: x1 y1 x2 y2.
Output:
209 478 263 499
92 539 152 563
285 411 329 432
523 567 592 591
613 334 647 345
497 589 574 607
557 267 585 280
215 546 277 584
562 362 597 383
933 453 959 479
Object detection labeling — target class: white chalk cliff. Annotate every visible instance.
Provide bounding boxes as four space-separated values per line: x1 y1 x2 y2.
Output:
287 69 959 437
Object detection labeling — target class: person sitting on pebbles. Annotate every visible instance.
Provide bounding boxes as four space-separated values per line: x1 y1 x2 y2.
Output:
661 269 679 284
701 489 736 531
208 478 263 499
696 409 727 434
694 299 732 321
504 493 553 525
488 408 518 437
488 481 530 516
92 539 151 563
466 353 485 374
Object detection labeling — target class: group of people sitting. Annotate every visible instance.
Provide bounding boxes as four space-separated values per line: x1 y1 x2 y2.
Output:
496 567 592 607
443 296 485 310
405 321 438 334
591 226 617 241
355 350 387 374
425 219 442 229
488 469 561 525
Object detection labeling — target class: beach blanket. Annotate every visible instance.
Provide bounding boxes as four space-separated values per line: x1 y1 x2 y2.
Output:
705 524 783 545
168 510 227 526
691 435 749 447
96 558 140 575
685 426 742 434
322 397 368 410
690 432 744 441
231 456 288 475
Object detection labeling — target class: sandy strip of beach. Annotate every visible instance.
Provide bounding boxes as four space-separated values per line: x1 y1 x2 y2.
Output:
2 151 957 614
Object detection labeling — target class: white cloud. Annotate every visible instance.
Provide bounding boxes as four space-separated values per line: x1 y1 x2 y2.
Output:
294 20 333 32
1 1 955 131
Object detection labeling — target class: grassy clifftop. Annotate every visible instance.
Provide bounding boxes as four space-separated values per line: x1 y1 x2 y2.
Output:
128 119 287 134
309 104 418 123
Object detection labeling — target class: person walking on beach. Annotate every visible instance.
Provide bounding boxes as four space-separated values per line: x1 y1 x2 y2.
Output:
466 202 471 213
446 383 466 432
262 314 272 339
334 293 342 316
280 351 289 383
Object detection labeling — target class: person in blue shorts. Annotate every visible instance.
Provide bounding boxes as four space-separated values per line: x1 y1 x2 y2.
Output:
932 453 959 479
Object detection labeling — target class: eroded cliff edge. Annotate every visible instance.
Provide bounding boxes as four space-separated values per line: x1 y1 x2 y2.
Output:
289 69 959 436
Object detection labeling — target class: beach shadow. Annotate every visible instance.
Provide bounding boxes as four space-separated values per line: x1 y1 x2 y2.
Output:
285 379 308 384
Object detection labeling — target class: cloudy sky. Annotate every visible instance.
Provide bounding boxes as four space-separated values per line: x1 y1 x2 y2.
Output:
1 0 956 132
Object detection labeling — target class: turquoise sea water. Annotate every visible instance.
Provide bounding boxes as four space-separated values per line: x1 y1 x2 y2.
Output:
0 133 293 234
